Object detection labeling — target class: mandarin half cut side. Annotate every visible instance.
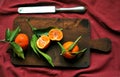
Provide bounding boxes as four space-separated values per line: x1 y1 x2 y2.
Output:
36 35 50 49
48 29 63 41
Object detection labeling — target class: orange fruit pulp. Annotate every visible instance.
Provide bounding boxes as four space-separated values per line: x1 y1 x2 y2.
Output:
15 33 29 50
36 35 50 49
48 29 63 41
63 41 79 59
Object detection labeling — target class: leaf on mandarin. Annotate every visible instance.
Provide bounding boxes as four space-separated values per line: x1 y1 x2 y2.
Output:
10 42 25 59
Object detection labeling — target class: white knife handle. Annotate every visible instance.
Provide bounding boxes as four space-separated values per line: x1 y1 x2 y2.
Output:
56 6 86 13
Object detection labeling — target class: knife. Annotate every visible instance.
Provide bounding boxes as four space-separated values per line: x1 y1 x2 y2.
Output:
18 6 86 14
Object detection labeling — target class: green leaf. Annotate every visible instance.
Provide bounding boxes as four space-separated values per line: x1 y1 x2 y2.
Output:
57 42 66 55
33 26 55 37
30 35 54 67
30 35 40 56
10 42 25 59
26 19 62 37
9 26 21 42
71 48 87 55
5 28 11 41
68 36 81 51
35 45 54 67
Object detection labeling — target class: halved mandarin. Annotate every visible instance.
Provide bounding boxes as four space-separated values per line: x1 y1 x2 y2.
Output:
36 35 50 49
48 29 63 41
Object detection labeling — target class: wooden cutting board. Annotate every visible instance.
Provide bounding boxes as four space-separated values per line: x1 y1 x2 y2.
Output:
11 16 111 68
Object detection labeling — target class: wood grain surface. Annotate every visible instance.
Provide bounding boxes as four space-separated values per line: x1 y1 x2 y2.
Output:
10 16 111 68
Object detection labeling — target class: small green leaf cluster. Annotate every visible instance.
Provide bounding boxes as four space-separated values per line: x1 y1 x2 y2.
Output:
5 27 25 59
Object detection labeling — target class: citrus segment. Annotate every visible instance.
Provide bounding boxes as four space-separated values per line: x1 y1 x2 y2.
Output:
15 33 29 50
48 29 63 41
36 35 50 49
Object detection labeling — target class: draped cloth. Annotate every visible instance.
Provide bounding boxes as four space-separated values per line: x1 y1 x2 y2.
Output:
0 0 120 77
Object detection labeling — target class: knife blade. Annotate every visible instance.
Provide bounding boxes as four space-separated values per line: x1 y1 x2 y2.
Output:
18 6 86 14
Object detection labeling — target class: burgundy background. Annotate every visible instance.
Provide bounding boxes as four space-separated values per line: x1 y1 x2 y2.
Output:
0 0 120 77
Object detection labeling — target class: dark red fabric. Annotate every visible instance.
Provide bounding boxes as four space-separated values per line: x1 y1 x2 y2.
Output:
0 0 120 77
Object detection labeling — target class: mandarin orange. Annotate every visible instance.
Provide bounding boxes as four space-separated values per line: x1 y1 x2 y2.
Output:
62 41 79 59
15 33 29 50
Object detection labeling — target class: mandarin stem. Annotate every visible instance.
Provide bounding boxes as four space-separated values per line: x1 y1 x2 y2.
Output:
68 36 81 51
26 19 37 31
